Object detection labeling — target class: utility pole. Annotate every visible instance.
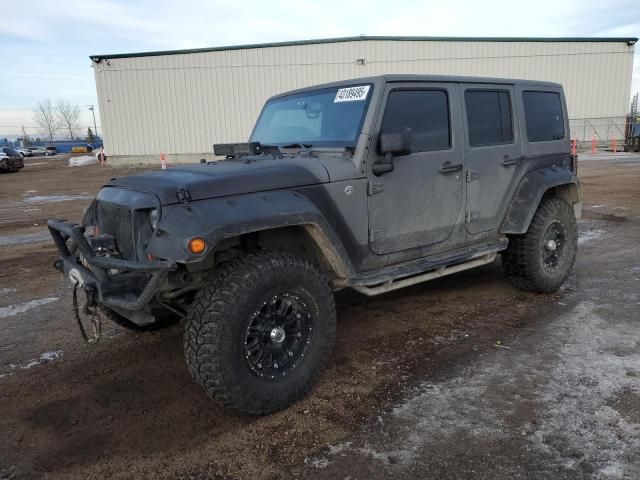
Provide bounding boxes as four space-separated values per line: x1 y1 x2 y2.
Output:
88 105 98 138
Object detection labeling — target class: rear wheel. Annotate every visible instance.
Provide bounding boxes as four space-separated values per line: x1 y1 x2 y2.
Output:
184 252 336 415
502 197 577 293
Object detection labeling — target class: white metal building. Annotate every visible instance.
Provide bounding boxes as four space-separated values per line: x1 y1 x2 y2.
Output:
91 36 637 164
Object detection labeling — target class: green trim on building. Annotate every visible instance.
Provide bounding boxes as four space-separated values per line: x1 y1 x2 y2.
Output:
90 35 638 62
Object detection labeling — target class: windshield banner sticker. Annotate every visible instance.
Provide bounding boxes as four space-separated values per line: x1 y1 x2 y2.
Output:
334 85 370 103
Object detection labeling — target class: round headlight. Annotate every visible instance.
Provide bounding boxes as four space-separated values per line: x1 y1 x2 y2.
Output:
149 208 159 229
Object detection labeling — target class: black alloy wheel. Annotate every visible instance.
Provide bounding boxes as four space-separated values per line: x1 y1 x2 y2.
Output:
541 221 568 271
244 292 313 380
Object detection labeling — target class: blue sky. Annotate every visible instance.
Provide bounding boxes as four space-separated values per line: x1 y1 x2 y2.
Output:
1 0 638 137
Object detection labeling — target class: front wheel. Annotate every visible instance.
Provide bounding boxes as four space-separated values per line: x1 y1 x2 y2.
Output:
502 197 578 293
184 252 336 415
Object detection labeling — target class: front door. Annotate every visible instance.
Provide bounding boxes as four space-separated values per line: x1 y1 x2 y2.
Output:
368 83 465 255
461 84 521 234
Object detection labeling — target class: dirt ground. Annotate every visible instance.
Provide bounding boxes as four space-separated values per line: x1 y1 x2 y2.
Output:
0 153 639 479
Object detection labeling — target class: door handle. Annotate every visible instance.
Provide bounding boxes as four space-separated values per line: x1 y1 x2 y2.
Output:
501 155 520 166
439 162 463 174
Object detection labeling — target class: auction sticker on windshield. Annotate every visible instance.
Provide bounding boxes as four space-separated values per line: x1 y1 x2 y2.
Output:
334 85 370 103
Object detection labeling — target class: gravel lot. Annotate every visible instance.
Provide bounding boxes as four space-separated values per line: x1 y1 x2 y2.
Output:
1 152 639 479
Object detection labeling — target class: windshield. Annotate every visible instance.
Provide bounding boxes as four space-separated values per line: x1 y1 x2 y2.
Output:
3 147 19 156
250 84 373 148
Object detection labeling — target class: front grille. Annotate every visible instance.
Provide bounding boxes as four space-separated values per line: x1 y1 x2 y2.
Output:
96 201 135 260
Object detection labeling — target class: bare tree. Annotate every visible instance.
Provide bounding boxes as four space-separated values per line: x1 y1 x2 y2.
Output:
20 125 31 147
56 99 82 140
33 99 60 142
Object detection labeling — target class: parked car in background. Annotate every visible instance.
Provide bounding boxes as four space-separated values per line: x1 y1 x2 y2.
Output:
28 146 48 156
16 147 33 158
0 147 25 173
44 146 58 156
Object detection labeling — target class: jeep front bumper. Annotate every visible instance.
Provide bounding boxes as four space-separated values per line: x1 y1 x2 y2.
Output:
47 219 176 312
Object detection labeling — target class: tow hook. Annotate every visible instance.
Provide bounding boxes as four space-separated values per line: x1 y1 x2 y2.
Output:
72 283 103 344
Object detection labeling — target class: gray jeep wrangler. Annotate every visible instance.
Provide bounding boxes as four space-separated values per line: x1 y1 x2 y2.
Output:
48 75 580 414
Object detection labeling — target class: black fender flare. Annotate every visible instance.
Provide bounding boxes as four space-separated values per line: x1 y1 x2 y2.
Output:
501 166 581 234
146 190 355 278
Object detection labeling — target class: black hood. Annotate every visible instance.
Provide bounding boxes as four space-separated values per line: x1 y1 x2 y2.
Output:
107 156 330 205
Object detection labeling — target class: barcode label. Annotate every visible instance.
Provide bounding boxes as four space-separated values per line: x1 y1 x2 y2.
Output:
334 85 370 103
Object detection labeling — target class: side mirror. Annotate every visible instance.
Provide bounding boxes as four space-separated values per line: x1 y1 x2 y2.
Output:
373 131 412 176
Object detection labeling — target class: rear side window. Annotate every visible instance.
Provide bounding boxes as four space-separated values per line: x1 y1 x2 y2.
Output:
381 90 450 153
465 90 514 146
522 91 565 142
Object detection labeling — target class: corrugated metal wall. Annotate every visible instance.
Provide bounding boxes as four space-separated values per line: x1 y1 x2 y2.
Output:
93 39 635 160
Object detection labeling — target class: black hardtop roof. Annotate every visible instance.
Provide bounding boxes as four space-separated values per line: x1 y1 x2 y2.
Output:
268 74 562 100
90 35 638 62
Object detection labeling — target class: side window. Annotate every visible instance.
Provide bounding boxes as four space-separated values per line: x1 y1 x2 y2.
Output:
465 90 514 146
522 91 565 142
381 90 450 153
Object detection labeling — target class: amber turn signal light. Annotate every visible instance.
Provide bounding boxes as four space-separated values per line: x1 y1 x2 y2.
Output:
188 237 206 254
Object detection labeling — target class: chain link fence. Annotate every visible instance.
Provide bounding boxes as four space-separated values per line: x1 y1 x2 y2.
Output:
569 116 627 141
569 116 640 151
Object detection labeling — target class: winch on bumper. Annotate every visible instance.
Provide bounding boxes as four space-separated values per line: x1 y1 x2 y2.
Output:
47 218 177 320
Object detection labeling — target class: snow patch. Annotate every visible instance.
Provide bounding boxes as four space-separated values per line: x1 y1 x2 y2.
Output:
69 155 98 167
531 302 640 478
327 442 352 455
0 297 59 318
7 350 63 371
578 228 605 245
22 194 93 204
0 230 51 247
316 301 640 477
0 288 17 295
304 456 331 469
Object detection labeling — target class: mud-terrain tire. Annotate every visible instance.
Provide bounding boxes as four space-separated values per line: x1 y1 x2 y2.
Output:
184 252 336 415
502 197 577 293
100 306 179 332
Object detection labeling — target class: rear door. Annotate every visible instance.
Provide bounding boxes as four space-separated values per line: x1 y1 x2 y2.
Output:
367 83 465 255
461 84 521 234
